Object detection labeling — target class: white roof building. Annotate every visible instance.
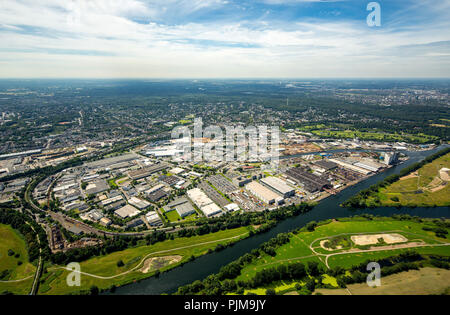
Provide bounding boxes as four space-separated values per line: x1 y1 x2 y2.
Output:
128 197 151 210
246 181 283 205
187 188 214 208
145 211 163 226
170 167 185 175
201 203 223 217
260 176 295 197
224 203 240 212
114 204 140 219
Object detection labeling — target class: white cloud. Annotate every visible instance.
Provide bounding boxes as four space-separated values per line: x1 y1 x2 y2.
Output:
0 0 449 77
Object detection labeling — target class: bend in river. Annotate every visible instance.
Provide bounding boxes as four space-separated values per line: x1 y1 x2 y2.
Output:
110 145 450 295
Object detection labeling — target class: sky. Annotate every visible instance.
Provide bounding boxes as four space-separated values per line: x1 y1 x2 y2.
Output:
0 0 449 78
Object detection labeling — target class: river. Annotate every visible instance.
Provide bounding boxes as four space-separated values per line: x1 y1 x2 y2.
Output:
111 145 450 295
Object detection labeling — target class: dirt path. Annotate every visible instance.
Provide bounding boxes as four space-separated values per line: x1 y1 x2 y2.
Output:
306 230 450 269
0 275 33 283
323 243 450 268
56 232 248 280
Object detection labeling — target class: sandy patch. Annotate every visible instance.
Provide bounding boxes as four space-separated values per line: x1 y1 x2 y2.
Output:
320 240 342 251
140 255 182 273
400 172 418 181
429 183 447 192
351 233 407 246
439 168 450 182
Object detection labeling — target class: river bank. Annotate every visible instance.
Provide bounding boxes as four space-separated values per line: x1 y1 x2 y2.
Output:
109 145 450 295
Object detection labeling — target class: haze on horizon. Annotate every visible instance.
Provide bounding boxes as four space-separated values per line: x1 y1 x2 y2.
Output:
0 0 449 79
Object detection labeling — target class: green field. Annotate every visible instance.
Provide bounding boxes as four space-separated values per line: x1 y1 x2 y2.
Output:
165 210 198 223
165 210 182 222
39 226 251 295
0 224 36 295
315 267 450 295
231 217 450 294
297 125 438 144
376 153 450 207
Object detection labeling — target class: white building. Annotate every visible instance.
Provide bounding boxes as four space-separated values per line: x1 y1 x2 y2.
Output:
245 181 283 205
145 211 163 226
260 176 295 197
187 188 223 217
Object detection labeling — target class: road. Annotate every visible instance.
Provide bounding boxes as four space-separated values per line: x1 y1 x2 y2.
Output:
55 232 248 280
25 177 197 239
28 222 43 295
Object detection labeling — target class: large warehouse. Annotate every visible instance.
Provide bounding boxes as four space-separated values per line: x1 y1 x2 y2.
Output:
245 181 283 205
127 163 169 180
187 188 223 217
164 197 197 218
200 203 223 217
260 176 295 197
285 167 331 193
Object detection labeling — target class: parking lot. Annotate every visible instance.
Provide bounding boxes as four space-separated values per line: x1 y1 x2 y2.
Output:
208 175 238 194
198 182 230 207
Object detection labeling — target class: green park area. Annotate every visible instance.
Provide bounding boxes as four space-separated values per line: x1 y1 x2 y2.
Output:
182 217 450 295
376 152 450 207
297 124 438 144
38 226 251 295
238 218 449 280
165 210 182 222
163 209 199 223
0 224 36 295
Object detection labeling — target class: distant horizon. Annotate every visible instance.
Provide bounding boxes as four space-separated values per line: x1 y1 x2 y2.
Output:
0 77 450 81
1 1 449 78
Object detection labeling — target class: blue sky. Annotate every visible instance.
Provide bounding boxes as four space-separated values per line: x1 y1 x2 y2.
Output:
0 0 449 78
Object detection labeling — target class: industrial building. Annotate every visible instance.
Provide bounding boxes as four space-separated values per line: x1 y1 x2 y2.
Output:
232 176 252 187
146 190 167 202
328 159 372 175
187 188 214 208
114 204 141 219
260 176 295 198
164 197 197 218
158 175 180 186
200 203 223 217
146 211 163 226
100 195 123 207
104 200 126 212
85 180 109 195
383 152 399 165
245 181 283 205
314 160 338 172
128 197 151 210
187 188 223 217
99 217 112 227
224 203 240 212
285 168 331 193
85 153 139 170
354 160 382 173
128 163 169 180
126 218 145 229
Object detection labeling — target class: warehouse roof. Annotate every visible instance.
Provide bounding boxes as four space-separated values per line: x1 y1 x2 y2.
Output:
114 204 140 219
260 176 294 195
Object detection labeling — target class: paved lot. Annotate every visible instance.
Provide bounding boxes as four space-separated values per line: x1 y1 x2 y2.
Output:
199 182 230 207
